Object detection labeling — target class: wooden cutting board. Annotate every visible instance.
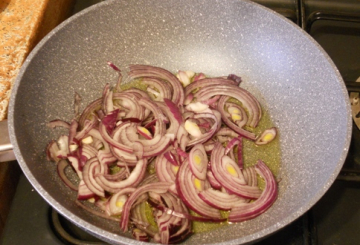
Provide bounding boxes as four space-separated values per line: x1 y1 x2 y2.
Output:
0 0 75 236
0 0 75 121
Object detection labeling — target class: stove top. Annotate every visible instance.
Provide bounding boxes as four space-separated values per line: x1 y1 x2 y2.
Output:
1 0 360 244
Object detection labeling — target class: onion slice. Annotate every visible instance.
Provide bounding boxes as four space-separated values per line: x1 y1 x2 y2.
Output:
96 159 148 193
57 159 78 191
198 188 247 210
176 160 222 219
228 160 278 222
120 182 172 232
210 143 262 199
188 144 208 180
255 127 277 145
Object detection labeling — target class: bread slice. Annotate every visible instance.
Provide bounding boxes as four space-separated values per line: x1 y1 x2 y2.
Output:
0 0 75 120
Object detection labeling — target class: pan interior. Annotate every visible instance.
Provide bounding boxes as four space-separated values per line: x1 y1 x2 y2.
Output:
9 0 351 244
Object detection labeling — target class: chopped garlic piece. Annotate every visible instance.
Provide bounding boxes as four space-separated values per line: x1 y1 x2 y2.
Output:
184 120 202 138
82 136 93 144
177 70 191 87
185 70 195 78
69 144 78 152
186 102 210 113
87 197 95 203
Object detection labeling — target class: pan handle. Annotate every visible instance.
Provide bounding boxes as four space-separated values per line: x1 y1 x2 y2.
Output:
0 120 16 162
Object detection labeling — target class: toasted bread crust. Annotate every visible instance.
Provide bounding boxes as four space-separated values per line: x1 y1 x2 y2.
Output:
0 0 74 120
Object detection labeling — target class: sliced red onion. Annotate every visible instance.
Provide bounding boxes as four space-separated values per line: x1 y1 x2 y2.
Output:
132 228 149 242
163 151 180 166
206 171 222 190
107 187 136 216
81 144 97 162
187 111 220 146
87 128 111 152
195 84 262 128
96 159 147 193
110 122 137 163
121 127 171 158
103 166 127 181
57 135 70 158
97 150 117 166
137 126 153 140
188 144 208 180
198 188 247 210
47 119 70 129
127 64 184 106
75 116 98 141
99 121 133 153
77 180 95 200
192 72 206 82
102 83 114 114
57 159 78 191
176 160 222 219
68 120 79 150
217 96 256 140
142 77 173 101
155 152 178 194
228 160 278 222
163 98 183 125
47 65 280 244
102 109 119 135
107 61 121 73
176 148 188 159
184 93 194 105
67 156 83 180
226 101 248 128
255 127 277 145
120 181 172 232
201 95 221 106
184 77 237 98
82 157 105 197
215 127 240 138
243 166 257 187
131 201 159 237
224 137 241 155
78 98 102 128
227 74 242 85
210 143 262 199
46 140 60 162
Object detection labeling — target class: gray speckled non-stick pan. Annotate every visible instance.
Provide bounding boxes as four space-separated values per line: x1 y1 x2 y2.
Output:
8 0 352 244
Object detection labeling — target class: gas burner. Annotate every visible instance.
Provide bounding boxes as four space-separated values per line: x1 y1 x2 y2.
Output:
350 77 360 131
50 207 104 245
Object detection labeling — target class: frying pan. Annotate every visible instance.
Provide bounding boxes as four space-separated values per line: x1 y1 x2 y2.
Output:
6 0 351 244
